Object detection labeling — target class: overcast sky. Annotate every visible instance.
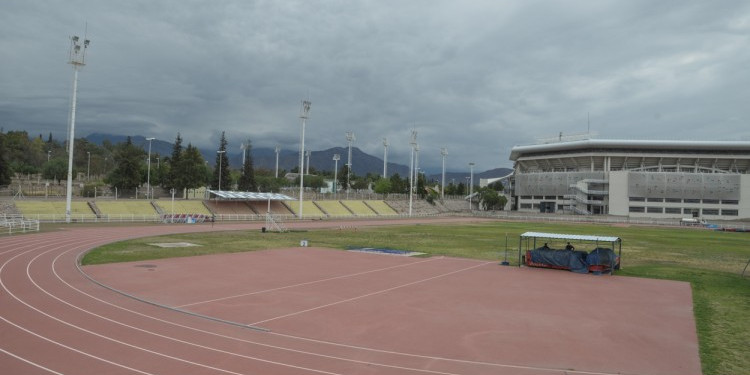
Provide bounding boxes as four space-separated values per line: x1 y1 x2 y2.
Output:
1 1 749 172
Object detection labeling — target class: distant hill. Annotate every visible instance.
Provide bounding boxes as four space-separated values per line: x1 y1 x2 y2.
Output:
85 133 508 178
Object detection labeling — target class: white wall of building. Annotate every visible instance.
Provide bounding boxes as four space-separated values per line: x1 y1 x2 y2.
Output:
741 174 750 219
608 171 629 216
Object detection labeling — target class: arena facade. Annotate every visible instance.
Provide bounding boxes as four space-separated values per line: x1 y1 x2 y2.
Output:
509 139 750 220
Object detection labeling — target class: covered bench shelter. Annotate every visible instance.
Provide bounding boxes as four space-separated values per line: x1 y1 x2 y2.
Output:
207 190 294 202
518 232 622 271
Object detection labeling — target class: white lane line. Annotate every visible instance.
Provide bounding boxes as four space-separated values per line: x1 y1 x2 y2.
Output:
0 346 66 375
177 257 442 308
250 261 495 326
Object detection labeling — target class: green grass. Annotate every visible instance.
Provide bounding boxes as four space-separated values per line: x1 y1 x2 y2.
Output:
83 220 750 375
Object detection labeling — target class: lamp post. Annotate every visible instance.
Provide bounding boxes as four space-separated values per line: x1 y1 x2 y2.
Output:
441 148 448 200
274 145 280 178
333 154 340 195
65 32 90 223
345 131 355 199
382 137 389 178
217 150 226 191
298 100 311 219
146 137 155 200
86 151 91 181
408 130 417 217
469 162 475 210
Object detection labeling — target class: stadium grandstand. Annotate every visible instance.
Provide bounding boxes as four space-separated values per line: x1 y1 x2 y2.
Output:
509 138 750 219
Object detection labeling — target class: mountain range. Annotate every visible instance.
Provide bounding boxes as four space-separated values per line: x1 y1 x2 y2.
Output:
85 133 511 182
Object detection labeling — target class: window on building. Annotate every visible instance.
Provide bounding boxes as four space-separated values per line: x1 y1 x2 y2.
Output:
520 203 532 209
702 209 719 215
521 196 532 200
532 204 540 209
557 204 565 210
647 207 663 213
721 209 739 216
557 196 565 200
629 206 645 213
702 199 719 204
665 198 682 203
665 207 681 214
684 198 700 203
533 196 544 200
629 197 645 202
647 198 664 202
721 200 738 205
545 196 556 200
684 208 699 215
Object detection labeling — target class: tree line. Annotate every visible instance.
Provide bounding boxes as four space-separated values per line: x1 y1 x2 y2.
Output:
0 129 506 209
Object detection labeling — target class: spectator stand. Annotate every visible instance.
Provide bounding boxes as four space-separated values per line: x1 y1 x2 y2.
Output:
207 190 294 223
518 232 622 275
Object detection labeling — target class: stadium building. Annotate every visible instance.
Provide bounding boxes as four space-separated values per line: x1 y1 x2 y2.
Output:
509 139 750 220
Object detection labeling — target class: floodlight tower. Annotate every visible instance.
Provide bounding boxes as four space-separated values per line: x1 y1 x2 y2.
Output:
441 147 448 200
65 32 90 223
146 137 155 199
305 150 311 175
469 162 475 210
274 145 280 178
382 137 389 178
86 151 91 181
332 154 340 195
408 130 417 217
345 131 355 199
298 100 311 219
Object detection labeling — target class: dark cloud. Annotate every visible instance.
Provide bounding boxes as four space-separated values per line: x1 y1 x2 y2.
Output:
1 0 748 172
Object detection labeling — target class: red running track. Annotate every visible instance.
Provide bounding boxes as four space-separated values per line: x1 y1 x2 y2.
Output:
1 218 702 375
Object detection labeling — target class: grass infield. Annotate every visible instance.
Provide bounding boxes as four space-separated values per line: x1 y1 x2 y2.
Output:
83 220 750 375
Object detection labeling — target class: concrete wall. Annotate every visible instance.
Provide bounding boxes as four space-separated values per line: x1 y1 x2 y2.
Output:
741 174 750 219
608 171 628 216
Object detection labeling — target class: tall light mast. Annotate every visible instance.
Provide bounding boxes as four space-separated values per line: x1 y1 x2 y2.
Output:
274 145 280 178
65 32 90 223
469 162 475 210
408 130 417 217
345 131 355 199
298 100 311 219
441 147 448 200
332 154 340 195
146 137 155 199
382 137 389 178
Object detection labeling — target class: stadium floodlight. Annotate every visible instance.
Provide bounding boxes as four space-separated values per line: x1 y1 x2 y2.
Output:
298 100 311 219
469 162 475 210
217 150 226 191
345 131 355 199
274 145 281 178
441 148 448 200
408 130 417 217
86 151 91 181
382 137 389 178
146 137 155 199
65 30 90 223
333 154 340 194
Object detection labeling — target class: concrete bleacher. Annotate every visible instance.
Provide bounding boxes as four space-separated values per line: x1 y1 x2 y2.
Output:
96 201 159 216
14 200 96 219
342 200 378 216
285 200 326 218
315 201 353 217
364 200 399 215
383 199 440 215
154 200 212 215
203 201 256 215
247 200 293 215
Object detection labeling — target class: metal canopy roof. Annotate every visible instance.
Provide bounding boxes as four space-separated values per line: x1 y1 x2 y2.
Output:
207 190 294 201
520 232 620 243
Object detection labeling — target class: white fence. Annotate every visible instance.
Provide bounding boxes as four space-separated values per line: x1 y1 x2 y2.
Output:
1 215 40 234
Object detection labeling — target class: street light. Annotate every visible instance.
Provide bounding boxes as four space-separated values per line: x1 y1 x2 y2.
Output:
146 137 155 200
274 145 280 178
298 100 311 219
65 31 90 223
345 131 355 199
441 148 448 200
217 150 226 191
382 137 389 178
333 154 340 195
86 151 91 181
469 162 475 210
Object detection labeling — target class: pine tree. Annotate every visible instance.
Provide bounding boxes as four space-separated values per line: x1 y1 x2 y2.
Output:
182 143 207 190
167 133 183 191
211 132 230 190
237 140 256 191
0 131 12 186
107 137 145 190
